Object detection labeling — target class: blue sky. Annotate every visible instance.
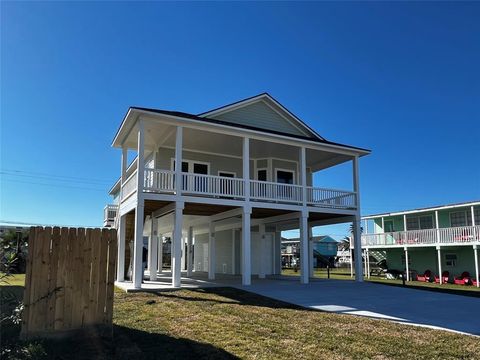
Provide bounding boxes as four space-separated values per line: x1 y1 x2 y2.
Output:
1 2 479 237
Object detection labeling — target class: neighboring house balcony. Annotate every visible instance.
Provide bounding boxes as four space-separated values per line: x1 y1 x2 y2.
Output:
103 204 118 227
361 225 480 248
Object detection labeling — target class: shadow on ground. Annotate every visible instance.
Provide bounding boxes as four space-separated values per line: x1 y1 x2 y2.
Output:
152 286 308 312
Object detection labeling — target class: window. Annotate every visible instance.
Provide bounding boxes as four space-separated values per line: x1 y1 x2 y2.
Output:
218 171 235 178
276 170 294 184
445 254 457 267
384 220 394 232
475 208 480 225
406 215 434 230
450 211 467 227
257 169 267 181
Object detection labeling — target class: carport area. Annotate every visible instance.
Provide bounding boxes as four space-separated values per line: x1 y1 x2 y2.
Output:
233 278 480 336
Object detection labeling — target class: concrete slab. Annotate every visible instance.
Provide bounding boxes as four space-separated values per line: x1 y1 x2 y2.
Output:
233 278 480 336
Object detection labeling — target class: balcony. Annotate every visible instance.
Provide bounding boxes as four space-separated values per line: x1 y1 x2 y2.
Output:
361 225 480 247
120 169 357 210
103 204 119 227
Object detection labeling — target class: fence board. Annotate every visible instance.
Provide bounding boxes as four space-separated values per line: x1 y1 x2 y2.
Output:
21 227 117 339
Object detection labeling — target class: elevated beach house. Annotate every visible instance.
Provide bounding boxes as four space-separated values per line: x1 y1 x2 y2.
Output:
105 93 370 288
361 201 480 286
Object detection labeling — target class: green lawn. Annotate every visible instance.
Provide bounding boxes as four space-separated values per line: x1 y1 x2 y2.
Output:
0 273 26 287
2 277 480 359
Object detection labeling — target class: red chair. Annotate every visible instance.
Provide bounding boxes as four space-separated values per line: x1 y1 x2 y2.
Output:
472 279 479 287
434 271 450 284
417 269 433 282
454 271 471 285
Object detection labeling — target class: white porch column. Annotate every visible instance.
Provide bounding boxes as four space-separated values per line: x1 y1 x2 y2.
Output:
308 225 314 278
381 217 385 233
242 206 252 285
116 214 126 282
299 210 309 284
366 249 370 279
352 156 364 282
243 137 250 201
132 201 145 288
436 246 442 284
472 206 477 241
363 250 367 277
364 219 369 234
175 126 183 197
187 226 193 277
435 210 440 244
172 202 184 287
208 222 216 280
149 214 158 281
231 229 236 275
259 224 266 279
132 121 146 289
474 245 479 288
121 146 128 184
349 243 353 278
404 247 410 281
158 234 163 273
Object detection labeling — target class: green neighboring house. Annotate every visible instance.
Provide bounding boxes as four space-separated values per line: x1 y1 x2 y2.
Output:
361 200 480 286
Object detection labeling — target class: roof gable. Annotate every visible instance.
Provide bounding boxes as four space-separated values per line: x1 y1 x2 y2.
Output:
199 94 323 140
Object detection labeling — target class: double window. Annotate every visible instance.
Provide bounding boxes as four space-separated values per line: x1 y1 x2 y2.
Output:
406 215 434 230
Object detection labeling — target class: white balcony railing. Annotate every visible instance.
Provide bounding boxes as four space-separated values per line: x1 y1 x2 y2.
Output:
119 169 357 210
182 172 244 198
362 225 480 247
250 180 303 204
121 170 137 200
306 187 356 209
145 169 175 193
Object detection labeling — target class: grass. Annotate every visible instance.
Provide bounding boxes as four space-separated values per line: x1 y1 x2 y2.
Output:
2 276 480 359
282 268 480 295
0 273 26 287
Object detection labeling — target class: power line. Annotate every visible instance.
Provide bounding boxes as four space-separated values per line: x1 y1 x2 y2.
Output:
1 178 106 192
0 169 112 184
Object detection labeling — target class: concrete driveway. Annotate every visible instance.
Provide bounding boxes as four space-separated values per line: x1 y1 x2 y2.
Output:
234 278 480 336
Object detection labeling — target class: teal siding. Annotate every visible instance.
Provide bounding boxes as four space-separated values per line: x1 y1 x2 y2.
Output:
213 101 308 137
384 246 477 279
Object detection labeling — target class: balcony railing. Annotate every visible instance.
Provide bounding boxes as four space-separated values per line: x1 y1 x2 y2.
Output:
103 204 118 227
361 225 480 247
120 169 357 210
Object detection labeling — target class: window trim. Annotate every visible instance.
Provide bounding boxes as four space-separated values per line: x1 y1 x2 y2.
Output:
444 253 457 267
256 168 268 181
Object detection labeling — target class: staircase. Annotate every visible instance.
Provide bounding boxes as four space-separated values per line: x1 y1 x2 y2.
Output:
369 250 387 263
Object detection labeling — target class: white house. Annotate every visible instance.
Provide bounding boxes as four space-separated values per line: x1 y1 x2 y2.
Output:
105 93 370 288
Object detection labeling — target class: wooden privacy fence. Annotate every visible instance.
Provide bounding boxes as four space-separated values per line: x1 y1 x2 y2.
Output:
21 227 117 338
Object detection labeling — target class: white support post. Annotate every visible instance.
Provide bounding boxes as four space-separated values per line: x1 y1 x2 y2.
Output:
473 245 479 288
404 247 410 281
352 156 363 283
299 211 309 284
121 146 127 184
172 202 184 287
132 201 145 288
437 246 442 285
300 147 307 206
132 121 145 289
435 210 440 243
243 137 250 201
242 207 252 286
175 126 183 197
187 226 193 277
308 225 314 278
158 234 163 273
259 224 266 279
149 215 158 281
208 222 216 280
363 250 367 277
472 206 477 242
231 229 236 275
366 249 370 279
364 219 369 234
116 214 126 282
349 242 353 278
381 217 385 233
